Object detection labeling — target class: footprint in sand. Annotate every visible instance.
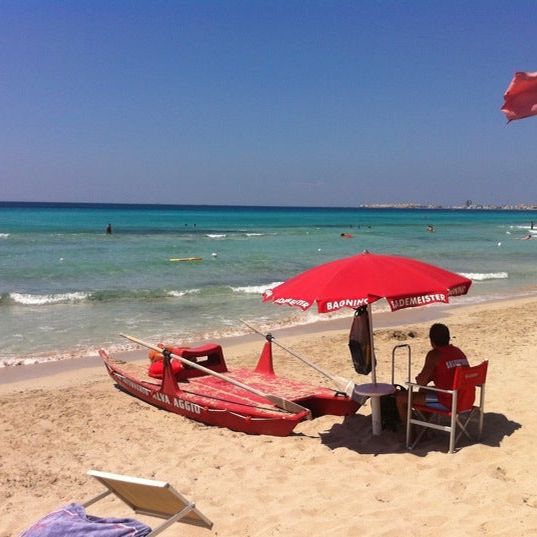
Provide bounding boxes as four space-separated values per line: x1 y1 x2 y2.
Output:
491 465 514 482
523 495 537 509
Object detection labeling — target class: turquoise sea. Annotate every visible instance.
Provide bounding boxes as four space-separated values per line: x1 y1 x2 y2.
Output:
0 202 535 367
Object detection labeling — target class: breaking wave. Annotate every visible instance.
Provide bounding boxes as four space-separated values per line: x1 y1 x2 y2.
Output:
167 289 201 297
460 272 509 281
8 292 89 305
231 282 283 294
2 288 203 306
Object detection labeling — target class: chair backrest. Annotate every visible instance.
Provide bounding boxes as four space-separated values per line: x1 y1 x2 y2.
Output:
453 360 488 411
453 360 488 389
87 470 213 528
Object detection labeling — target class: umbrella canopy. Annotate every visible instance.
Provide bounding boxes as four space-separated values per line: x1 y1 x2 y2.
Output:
263 251 472 436
501 71 537 122
262 251 471 313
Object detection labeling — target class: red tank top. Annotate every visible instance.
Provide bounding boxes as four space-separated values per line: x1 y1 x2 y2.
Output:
432 345 470 408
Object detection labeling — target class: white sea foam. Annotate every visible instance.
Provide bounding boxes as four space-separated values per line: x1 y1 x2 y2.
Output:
0 348 101 368
245 233 264 236
0 357 36 367
460 272 508 281
514 224 535 229
207 233 226 239
9 292 89 305
0 233 9 238
231 282 283 294
167 289 200 298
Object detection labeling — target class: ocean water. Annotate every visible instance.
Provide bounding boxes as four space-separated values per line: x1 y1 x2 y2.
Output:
0 202 535 367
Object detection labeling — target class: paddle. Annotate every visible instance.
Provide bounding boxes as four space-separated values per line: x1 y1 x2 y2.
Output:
120 333 311 418
240 320 363 402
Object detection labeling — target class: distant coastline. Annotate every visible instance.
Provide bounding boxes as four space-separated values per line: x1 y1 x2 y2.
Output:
359 202 537 211
0 200 536 211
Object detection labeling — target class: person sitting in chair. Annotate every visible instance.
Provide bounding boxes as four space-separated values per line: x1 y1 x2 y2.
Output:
395 323 469 423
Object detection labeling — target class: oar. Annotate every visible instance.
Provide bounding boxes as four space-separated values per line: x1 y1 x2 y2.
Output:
240 320 361 401
120 333 311 418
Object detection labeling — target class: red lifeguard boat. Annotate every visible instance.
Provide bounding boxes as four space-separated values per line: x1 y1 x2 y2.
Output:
99 338 360 436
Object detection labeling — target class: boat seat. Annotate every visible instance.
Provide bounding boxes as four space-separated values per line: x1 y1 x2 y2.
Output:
180 343 223 358
173 344 228 377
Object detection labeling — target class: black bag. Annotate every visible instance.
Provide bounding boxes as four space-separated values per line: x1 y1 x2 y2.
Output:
380 384 406 431
348 306 372 375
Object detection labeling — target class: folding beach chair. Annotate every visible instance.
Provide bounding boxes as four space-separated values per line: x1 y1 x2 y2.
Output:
405 361 488 453
83 470 213 535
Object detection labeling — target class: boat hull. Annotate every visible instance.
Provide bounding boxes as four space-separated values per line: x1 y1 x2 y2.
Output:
100 343 359 436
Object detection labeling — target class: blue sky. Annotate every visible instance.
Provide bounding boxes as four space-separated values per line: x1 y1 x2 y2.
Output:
1 1 536 207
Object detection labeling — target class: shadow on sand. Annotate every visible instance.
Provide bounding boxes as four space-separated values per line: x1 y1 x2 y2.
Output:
319 412 521 456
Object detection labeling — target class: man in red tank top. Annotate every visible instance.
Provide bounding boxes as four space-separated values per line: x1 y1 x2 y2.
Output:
396 323 469 422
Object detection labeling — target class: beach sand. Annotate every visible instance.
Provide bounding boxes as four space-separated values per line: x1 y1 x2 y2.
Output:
1 297 537 536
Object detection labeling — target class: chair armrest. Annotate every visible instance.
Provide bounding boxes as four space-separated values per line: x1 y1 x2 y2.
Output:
405 382 454 395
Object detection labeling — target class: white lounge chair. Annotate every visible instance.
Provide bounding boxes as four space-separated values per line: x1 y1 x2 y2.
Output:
83 470 213 535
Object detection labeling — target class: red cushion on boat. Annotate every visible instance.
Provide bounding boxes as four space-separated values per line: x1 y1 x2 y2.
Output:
148 343 165 362
148 359 183 379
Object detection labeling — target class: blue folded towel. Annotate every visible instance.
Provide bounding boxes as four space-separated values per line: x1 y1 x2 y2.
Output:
19 503 151 536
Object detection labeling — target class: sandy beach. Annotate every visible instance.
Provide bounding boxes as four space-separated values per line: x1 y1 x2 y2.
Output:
2 296 537 537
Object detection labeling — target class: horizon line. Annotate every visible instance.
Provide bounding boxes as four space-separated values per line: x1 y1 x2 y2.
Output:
0 200 536 212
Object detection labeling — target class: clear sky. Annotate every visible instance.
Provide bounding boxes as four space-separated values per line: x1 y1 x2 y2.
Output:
1 1 536 207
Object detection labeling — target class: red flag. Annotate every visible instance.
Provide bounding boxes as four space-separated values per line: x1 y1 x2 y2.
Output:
501 71 537 122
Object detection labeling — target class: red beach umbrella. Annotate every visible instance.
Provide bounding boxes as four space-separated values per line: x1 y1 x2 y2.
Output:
501 71 537 122
263 251 471 435
262 251 471 314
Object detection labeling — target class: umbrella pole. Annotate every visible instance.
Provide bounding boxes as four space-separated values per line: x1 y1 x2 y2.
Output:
368 303 377 384
368 303 382 435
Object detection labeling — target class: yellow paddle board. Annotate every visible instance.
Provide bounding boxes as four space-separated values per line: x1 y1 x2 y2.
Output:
169 257 203 262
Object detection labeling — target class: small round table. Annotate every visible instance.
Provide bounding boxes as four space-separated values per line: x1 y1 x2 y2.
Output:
353 383 395 435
